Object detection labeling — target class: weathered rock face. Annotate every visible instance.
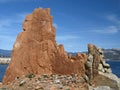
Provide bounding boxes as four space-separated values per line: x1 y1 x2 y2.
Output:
85 44 112 80
2 8 87 83
85 44 120 90
85 44 100 80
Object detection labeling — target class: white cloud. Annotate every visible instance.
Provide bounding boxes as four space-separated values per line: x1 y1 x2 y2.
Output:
0 12 27 29
93 26 119 34
94 14 120 34
56 35 79 41
106 14 120 24
0 35 15 41
0 19 11 28
0 12 28 49
67 45 73 48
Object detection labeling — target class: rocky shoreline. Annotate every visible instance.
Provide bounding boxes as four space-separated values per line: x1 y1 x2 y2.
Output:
0 58 11 64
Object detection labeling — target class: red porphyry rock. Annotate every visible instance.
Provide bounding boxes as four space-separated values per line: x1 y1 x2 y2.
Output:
2 8 87 84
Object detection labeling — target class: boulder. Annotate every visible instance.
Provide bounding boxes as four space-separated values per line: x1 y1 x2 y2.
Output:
98 64 105 72
89 86 111 90
91 72 120 90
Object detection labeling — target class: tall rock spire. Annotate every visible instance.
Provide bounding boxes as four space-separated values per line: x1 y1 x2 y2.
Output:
2 8 87 83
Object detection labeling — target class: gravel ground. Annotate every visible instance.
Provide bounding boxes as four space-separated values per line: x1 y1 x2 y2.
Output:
0 74 88 90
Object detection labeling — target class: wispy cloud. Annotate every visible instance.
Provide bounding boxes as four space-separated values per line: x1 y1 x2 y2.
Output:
0 12 28 49
56 35 80 41
0 35 15 41
93 14 120 34
0 19 11 28
106 14 120 24
0 12 27 30
93 26 119 34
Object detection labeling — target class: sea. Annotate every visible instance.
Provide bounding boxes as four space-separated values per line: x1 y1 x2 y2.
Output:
0 60 120 82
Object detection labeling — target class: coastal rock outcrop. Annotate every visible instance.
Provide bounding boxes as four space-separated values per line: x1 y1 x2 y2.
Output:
2 8 87 83
85 44 111 80
85 44 120 90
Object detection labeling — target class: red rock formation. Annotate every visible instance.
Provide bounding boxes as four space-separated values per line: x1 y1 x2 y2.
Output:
2 8 87 83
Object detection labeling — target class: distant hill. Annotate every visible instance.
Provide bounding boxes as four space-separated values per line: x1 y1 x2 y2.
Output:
104 49 120 60
68 48 120 60
0 48 120 60
0 49 12 57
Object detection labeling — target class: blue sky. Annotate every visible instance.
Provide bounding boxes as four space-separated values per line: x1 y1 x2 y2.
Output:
0 0 120 52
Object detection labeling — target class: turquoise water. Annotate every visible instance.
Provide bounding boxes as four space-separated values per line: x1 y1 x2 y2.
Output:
0 61 120 82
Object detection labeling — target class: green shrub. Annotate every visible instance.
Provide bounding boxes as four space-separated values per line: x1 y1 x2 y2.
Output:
25 73 35 78
0 88 7 90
